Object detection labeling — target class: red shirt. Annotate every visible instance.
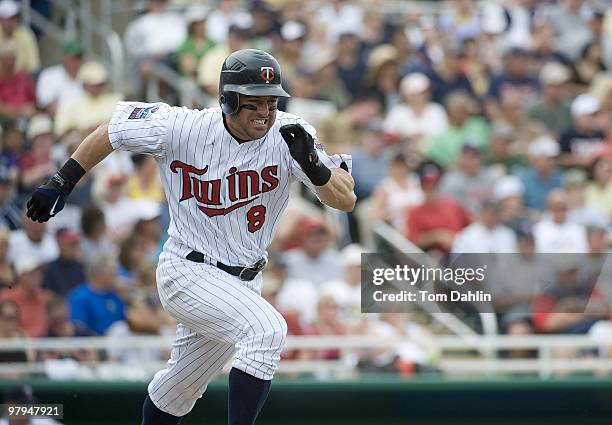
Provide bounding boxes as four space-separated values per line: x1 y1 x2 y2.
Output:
0 71 36 108
0 287 51 338
406 196 471 251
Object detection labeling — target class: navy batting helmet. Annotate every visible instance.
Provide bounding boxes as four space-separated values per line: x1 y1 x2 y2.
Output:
219 49 290 115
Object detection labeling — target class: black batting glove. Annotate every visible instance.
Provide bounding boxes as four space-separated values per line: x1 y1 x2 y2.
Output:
279 124 331 186
26 158 85 223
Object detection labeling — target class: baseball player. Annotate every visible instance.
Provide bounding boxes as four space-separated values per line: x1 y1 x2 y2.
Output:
26 49 355 425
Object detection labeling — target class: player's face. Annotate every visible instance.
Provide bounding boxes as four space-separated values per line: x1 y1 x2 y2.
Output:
228 95 278 141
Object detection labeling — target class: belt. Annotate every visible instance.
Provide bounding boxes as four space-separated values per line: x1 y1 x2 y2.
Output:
186 250 267 281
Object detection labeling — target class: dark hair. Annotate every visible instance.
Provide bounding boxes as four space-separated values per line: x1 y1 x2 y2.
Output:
118 235 144 270
131 153 149 168
80 203 105 237
587 156 608 181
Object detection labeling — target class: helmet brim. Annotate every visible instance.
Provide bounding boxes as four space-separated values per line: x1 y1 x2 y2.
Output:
224 84 290 98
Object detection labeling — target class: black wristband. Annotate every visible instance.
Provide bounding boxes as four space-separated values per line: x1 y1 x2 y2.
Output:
53 158 86 195
302 161 331 186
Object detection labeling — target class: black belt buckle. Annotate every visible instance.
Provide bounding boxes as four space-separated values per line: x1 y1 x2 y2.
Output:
238 258 267 281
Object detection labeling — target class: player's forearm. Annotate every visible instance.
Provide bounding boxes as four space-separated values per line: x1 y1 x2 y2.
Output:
315 167 356 212
71 122 115 171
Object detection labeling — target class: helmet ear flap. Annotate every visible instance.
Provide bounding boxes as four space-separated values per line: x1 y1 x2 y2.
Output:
220 91 239 115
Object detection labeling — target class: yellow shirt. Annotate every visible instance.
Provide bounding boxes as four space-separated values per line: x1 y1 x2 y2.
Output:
126 175 165 203
54 92 123 135
0 26 40 72
585 182 612 218
197 44 230 92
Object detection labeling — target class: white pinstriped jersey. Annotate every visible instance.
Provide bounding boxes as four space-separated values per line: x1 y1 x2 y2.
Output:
108 102 351 266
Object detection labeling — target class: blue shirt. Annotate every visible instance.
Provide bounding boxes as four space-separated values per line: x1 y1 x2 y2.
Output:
351 150 390 199
68 283 125 335
515 167 564 211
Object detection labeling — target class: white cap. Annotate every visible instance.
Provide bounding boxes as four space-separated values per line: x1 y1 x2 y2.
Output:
14 256 42 276
481 4 507 34
27 114 53 139
571 93 601 117
77 61 109 85
0 0 20 19
400 73 430 95
539 62 570 85
185 4 208 23
528 135 560 158
493 175 525 201
281 20 306 41
340 243 364 268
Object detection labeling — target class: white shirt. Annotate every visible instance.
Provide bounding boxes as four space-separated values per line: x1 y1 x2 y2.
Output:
8 229 59 264
276 278 319 325
533 218 588 253
36 64 84 109
383 102 448 139
124 12 186 58
284 248 343 287
451 222 517 253
108 102 351 266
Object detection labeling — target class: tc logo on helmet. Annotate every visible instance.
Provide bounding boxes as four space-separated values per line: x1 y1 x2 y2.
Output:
260 66 275 83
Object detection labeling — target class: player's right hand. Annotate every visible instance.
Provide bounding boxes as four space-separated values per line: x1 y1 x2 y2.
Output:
26 176 67 223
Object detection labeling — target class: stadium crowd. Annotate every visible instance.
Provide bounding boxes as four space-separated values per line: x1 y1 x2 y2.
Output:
0 0 611 377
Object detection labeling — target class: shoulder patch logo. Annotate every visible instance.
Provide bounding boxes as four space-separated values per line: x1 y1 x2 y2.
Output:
128 106 159 120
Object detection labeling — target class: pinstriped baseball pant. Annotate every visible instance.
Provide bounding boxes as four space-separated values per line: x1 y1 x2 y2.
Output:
147 252 288 417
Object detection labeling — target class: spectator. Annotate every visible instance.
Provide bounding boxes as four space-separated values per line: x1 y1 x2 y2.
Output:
584 157 612 218
285 221 342 286
451 199 517 253
311 295 346 359
42 228 85 298
383 73 448 146
428 47 474 104
564 168 609 227
407 162 471 256
80 203 115 264
438 0 480 42
559 93 605 167
177 5 215 80
54 62 123 137
126 154 164 202
205 0 251 44
305 49 351 110
18 114 57 199
273 254 319 326
573 41 607 87
350 121 389 200
8 213 59 264
124 0 186 90
485 47 539 122
92 172 141 241
533 189 588 253
368 152 423 232
0 164 20 230
35 40 85 115
549 0 593 61
527 62 572 136
0 0 40 72
247 1 279 51
0 256 50 338
0 300 29 364
493 175 535 232
532 257 608 333
362 44 400 113
425 91 489 167
440 144 496 213
515 135 564 211
0 228 12 288
319 244 364 326
484 121 524 177
197 23 249 99
316 0 363 42
0 41 35 122
335 31 367 101
276 20 308 91
68 255 125 335
117 235 147 286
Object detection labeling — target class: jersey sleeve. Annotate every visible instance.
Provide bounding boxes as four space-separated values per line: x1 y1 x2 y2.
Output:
282 116 352 194
107 101 173 158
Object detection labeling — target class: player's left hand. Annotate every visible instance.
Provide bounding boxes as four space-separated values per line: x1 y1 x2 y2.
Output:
26 177 67 223
280 124 331 186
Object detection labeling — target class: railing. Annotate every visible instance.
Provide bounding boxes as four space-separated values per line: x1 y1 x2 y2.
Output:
371 221 500 340
1 334 611 379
